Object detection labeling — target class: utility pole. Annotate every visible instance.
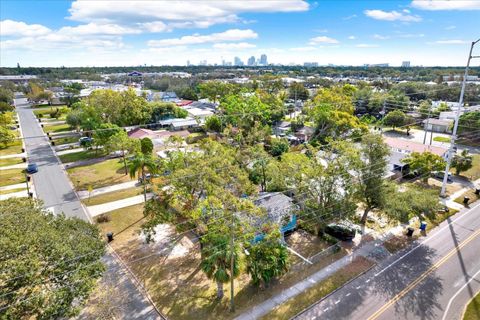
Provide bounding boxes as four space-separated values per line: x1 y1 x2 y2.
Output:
380 100 386 135
229 211 235 313
441 38 480 197
25 173 30 197
423 103 432 144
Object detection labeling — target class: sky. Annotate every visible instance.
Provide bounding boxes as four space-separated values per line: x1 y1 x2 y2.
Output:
1 0 479 67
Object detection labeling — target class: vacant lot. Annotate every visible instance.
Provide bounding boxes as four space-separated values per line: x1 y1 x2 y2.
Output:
43 123 71 133
59 149 106 163
0 169 26 187
67 159 132 190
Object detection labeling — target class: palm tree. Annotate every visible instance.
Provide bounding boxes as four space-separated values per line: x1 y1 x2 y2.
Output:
129 154 157 202
200 233 239 300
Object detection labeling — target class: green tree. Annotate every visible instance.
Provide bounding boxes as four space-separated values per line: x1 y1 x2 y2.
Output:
92 123 121 154
200 232 240 299
311 85 356 114
66 109 83 132
0 101 14 113
451 149 473 176
0 112 13 127
457 111 480 142
205 115 222 132
0 198 105 319
105 131 140 175
383 110 407 130
140 137 154 155
0 87 14 104
269 138 289 157
245 229 289 287
0 126 16 147
357 134 391 224
129 154 157 201
288 82 309 101
402 152 446 183
384 185 442 223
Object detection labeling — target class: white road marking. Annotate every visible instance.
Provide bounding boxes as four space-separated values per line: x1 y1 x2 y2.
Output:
346 293 351 297
374 201 480 278
323 307 330 312
441 267 480 320
335 300 341 304
366 279 371 283
356 286 362 290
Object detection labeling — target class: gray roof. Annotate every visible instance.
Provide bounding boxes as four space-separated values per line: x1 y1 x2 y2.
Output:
254 192 294 225
422 118 453 126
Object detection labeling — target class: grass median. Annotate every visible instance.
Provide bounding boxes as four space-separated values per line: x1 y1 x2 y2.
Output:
463 292 480 320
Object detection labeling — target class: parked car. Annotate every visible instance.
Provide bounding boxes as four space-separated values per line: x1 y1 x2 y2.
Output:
79 137 93 147
432 171 452 182
138 173 160 183
324 222 357 241
26 163 38 174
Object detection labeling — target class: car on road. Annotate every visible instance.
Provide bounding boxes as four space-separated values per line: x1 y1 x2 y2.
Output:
432 171 452 182
26 163 38 174
324 222 357 241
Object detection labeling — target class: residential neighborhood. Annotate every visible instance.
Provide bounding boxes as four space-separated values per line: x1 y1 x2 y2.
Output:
1 1 480 320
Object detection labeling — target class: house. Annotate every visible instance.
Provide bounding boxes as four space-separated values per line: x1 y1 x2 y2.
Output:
422 118 453 133
387 151 410 179
158 118 200 131
148 91 180 103
294 126 315 142
184 107 213 119
127 128 158 139
384 136 448 158
275 121 291 137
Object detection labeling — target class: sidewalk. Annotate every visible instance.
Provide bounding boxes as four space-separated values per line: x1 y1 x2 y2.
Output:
78 180 139 199
87 193 153 217
0 189 28 201
0 152 25 159
441 178 480 210
56 147 85 156
0 163 27 170
0 183 26 191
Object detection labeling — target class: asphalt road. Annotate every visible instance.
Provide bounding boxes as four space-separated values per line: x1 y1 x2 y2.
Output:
14 97 88 220
295 201 480 320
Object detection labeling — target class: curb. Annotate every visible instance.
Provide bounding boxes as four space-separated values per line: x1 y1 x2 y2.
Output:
290 261 377 319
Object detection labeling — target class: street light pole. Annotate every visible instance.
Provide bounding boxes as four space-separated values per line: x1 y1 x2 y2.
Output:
440 38 480 197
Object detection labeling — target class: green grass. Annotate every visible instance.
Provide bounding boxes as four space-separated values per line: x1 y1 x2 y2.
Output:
43 123 71 133
454 190 480 206
0 139 23 156
0 187 26 195
261 257 375 320
433 136 451 143
463 292 480 320
0 157 24 167
83 187 143 206
53 136 79 146
59 149 106 163
459 155 480 181
0 169 26 187
67 158 131 191
95 204 145 246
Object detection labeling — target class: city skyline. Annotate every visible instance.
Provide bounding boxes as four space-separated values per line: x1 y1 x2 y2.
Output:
1 0 480 67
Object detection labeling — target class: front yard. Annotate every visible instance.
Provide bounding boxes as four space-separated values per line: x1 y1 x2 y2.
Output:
0 139 23 156
0 168 26 187
43 123 71 133
59 149 107 163
67 158 132 190
84 187 144 206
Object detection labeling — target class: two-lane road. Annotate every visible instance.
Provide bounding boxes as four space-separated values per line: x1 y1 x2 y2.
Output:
14 97 88 220
296 201 480 320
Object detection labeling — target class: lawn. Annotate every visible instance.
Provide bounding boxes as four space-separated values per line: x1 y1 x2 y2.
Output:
463 292 480 320
0 139 23 156
59 149 106 163
0 187 26 195
53 136 79 146
67 158 132 190
0 157 23 167
84 187 143 206
454 190 480 206
95 204 145 246
0 169 26 187
459 154 480 181
433 136 451 143
43 123 71 133
261 257 375 320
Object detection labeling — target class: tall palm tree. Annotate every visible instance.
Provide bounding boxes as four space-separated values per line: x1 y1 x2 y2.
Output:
200 233 239 300
129 154 157 202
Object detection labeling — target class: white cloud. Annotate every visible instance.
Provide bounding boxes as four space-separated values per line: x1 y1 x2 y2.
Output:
373 34 390 40
364 9 422 22
398 33 425 38
348 35 356 40
356 44 379 48
430 39 470 44
68 0 309 31
309 36 339 45
0 20 51 36
139 21 169 33
213 42 256 49
411 0 480 10
58 23 141 35
343 14 357 20
148 29 258 47
445 25 456 30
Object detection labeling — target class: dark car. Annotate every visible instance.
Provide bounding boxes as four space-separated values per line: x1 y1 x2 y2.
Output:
26 163 38 174
138 173 160 183
324 222 357 241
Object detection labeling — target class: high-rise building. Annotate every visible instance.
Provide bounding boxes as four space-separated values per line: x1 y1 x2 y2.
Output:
234 56 243 66
247 56 256 66
304 62 318 67
259 54 268 65
186 60 191 66
401 61 411 68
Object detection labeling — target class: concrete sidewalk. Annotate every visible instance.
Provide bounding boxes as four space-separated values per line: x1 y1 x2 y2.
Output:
441 178 480 210
56 147 85 156
0 189 28 201
0 183 26 191
0 153 25 159
78 180 139 199
87 193 153 217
